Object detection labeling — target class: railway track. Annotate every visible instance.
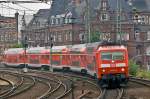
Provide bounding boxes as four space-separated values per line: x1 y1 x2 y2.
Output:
0 70 52 99
2 67 150 99
0 71 36 98
26 69 102 99
129 77 150 87
0 77 14 97
120 77 150 99
1 65 150 99
99 88 124 99
0 67 102 99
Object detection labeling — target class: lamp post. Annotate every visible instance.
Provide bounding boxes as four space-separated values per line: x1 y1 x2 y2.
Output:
85 0 91 43
116 0 122 44
23 36 28 72
49 36 53 72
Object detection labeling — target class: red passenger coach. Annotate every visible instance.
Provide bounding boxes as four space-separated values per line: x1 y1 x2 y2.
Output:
39 48 50 69
50 46 69 69
4 48 24 67
68 43 99 74
26 46 68 69
27 47 45 68
68 44 87 72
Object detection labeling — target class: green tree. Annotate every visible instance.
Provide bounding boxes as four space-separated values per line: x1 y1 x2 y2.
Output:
11 43 23 48
129 60 139 76
91 32 100 42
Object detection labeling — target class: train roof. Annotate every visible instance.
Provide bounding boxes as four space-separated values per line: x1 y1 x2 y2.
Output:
43 46 68 53
4 48 24 54
98 45 127 51
69 42 103 52
3 42 127 55
50 45 68 52
69 44 86 52
27 47 45 54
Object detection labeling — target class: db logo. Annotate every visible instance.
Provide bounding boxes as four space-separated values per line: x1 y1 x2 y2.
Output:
111 63 116 67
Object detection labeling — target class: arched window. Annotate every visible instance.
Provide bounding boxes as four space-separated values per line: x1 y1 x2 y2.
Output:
147 31 150 40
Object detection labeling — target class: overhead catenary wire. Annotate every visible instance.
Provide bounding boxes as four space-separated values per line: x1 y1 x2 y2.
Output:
0 0 52 5
13 3 37 12
0 0 51 17
0 3 37 12
0 3 38 16
0 0 43 3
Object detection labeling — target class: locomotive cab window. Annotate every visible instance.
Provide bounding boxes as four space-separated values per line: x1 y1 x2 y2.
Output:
112 52 124 60
101 52 124 60
101 52 112 60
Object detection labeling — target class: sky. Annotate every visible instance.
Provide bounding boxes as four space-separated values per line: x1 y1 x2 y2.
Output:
0 0 51 17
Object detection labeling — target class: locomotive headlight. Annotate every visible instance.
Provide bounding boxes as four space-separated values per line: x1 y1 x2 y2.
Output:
121 68 125 72
102 69 105 72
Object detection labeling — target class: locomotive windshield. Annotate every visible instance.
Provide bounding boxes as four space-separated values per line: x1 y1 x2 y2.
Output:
101 52 124 60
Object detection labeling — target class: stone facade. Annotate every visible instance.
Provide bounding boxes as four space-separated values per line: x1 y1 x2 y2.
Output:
0 14 18 53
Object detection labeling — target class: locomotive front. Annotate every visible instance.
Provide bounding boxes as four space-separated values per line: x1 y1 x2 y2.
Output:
96 46 129 87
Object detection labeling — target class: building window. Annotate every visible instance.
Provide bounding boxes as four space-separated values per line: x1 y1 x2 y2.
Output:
102 2 107 10
47 35 50 41
103 2 106 7
56 15 61 25
147 31 150 40
51 16 55 25
55 18 58 25
58 34 62 42
134 32 140 41
60 17 63 24
68 18 72 23
69 32 72 41
53 35 56 42
51 18 54 25
101 14 108 21
120 33 129 41
79 33 85 42
145 16 149 24
141 15 145 24
118 15 121 20
65 18 68 24
136 47 141 55
65 33 68 41
149 17 150 24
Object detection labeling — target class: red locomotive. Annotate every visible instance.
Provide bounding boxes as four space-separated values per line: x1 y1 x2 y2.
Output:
3 42 129 87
